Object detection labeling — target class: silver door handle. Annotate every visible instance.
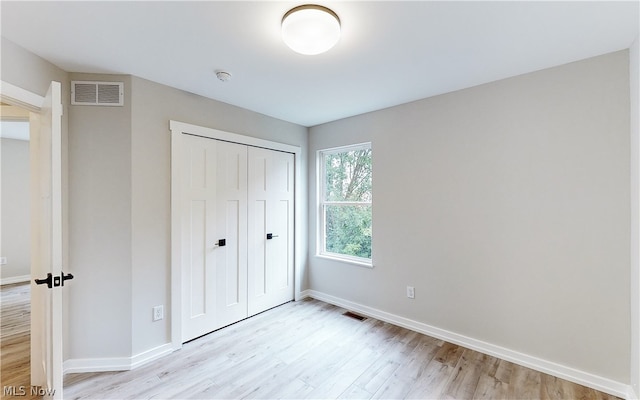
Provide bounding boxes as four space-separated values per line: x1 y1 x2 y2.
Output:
266 233 279 240
212 239 226 248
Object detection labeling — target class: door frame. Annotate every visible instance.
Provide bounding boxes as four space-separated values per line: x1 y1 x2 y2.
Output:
0 80 63 393
169 120 303 350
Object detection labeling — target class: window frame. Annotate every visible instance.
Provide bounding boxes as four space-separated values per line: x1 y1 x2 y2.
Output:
317 142 372 267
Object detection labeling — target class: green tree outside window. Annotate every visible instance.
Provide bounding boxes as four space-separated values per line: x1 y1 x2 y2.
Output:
320 145 372 261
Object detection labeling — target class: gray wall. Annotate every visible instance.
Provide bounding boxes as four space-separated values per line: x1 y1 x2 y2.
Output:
308 50 630 383
1 37 69 98
630 34 640 397
67 73 134 359
1 138 31 280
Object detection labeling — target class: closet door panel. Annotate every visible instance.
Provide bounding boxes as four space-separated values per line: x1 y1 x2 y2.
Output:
181 135 218 341
214 141 248 328
248 147 295 316
181 137 248 342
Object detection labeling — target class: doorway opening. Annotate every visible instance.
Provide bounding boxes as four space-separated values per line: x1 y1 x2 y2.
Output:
0 102 33 391
1 80 65 397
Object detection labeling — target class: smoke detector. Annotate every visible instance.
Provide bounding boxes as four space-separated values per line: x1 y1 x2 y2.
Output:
215 70 232 82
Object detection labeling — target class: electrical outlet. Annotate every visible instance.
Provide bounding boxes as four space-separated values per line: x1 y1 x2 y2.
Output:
406 286 415 299
152 305 163 321
0 257 7 265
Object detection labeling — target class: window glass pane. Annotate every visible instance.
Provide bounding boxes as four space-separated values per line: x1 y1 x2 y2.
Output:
325 204 372 259
324 148 372 202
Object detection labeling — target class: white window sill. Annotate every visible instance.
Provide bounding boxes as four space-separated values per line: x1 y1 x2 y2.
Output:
316 254 373 269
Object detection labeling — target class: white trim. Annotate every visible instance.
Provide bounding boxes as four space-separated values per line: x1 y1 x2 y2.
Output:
319 142 372 155
304 289 632 400
170 128 183 351
169 120 303 350
0 81 44 112
629 34 640 400
63 357 131 374
169 120 299 154
315 254 373 269
0 274 31 285
130 343 173 369
63 343 173 374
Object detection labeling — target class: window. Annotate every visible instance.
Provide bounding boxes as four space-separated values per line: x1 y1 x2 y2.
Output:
318 143 372 265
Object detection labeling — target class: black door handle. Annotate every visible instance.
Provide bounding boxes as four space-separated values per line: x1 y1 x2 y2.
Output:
267 233 279 240
35 272 74 289
61 272 74 286
35 273 53 288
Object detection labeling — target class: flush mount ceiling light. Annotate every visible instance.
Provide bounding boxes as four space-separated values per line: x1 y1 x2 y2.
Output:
281 4 341 55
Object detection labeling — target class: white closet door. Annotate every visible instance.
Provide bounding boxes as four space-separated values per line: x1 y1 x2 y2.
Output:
247 147 295 316
181 135 248 342
215 141 248 328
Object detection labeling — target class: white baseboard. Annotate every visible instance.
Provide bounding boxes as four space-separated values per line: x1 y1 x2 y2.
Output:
130 343 173 370
1 274 31 286
63 357 131 374
64 343 173 374
303 290 632 400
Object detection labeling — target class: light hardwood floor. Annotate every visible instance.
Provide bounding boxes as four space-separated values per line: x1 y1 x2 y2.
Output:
1 282 39 400
2 283 621 399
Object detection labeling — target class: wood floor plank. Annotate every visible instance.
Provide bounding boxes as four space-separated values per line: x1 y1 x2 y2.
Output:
347 326 416 395
1 283 40 400
2 283 623 400
441 349 490 399
271 377 315 400
471 357 510 400
434 341 465 367
508 363 543 400
541 373 601 400
370 334 442 399
337 383 372 400
405 358 457 399
307 346 379 399
205 356 287 399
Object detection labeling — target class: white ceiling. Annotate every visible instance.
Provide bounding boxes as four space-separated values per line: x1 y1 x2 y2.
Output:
1 1 638 127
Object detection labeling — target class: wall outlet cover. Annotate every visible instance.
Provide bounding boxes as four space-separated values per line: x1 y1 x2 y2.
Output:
406 286 415 299
152 305 164 321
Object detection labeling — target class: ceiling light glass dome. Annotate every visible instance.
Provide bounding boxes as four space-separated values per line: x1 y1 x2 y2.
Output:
281 5 341 55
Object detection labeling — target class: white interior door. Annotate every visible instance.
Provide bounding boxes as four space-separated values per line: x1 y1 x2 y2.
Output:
181 135 248 342
30 81 64 399
247 147 295 316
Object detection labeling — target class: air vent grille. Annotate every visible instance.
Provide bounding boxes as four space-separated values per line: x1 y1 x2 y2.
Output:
343 311 367 321
72 81 123 106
